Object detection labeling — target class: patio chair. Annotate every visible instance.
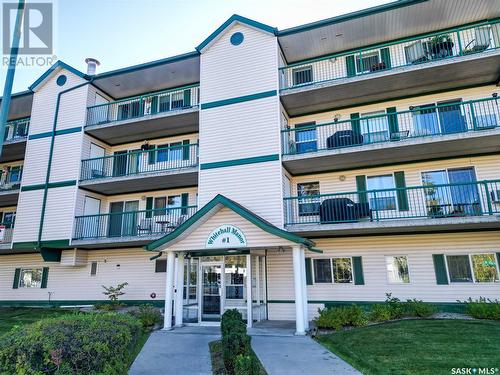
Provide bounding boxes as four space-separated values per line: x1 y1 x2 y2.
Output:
165 215 187 231
463 27 491 54
137 218 153 235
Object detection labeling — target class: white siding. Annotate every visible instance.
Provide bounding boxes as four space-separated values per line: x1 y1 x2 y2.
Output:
43 187 78 241
50 133 83 182
21 138 50 185
12 190 43 242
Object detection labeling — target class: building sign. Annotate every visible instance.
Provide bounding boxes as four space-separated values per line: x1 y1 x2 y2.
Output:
206 225 247 248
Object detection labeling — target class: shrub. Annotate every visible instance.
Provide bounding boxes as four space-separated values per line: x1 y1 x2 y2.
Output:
102 282 128 303
406 299 437 317
234 354 259 375
0 312 141 375
221 309 244 337
369 304 393 322
221 310 251 374
132 304 163 328
385 293 405 319
461 297 500 320
315 305 368 330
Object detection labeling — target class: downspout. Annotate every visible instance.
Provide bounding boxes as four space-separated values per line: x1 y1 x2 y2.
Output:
36 78 94 250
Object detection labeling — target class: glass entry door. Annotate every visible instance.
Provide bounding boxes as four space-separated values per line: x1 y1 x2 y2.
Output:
201 264 223 322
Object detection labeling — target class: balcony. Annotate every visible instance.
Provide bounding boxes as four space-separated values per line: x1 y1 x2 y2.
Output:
0 224 14 250
84 85 199 144
2 118 29 162
284 180 500 236
79 143 198 194
282 97 500 174
72 206 197 247
279 21 500 115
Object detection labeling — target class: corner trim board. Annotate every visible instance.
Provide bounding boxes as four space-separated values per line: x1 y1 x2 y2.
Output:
21 180 77 191
200 90 277 109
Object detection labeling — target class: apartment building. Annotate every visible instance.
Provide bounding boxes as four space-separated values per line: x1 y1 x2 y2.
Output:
1 0 500 334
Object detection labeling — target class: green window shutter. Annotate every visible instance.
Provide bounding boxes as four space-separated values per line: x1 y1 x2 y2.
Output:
353 257 365 285
350 113 360 137
497 253 500 269
356 175 367 204
182 140 190 160
181 193 189 215
150 96 158 114
12 268 20 289
394 171 409 211
145 197 153 218
148 145 156 165
305 258 313 285
432 254 449 285
41 267 49 289
183 89 191 108
346 55 356 77
386 107 399 137
380 47 392 69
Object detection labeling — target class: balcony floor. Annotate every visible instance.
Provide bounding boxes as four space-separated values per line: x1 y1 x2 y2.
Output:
85 107 199 145
71 233 164 249
283 127 500 175
79 167 198 195
0 189 19 207
287 215 500 237
280 50 500 116
1 139 26 163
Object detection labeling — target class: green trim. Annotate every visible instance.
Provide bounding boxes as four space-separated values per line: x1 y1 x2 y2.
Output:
201 90 277 110
305 258 313 285
394 171 409 211
21 180 77 191
28 126 81 140
353 256 364 285
12 268 20 289
433 254 449 285
308 247 323 254
188 249 250 257
355 175 367 204
0 299 167 308
145 194 315 251
278 0 428 36
196 14 277 52
200 154 279 170
12 240 70 250
29 61 89 91
40 267 49 287
40 249 62 262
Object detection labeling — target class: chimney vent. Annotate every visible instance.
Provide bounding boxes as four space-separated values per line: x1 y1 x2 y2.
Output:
85 58 100 75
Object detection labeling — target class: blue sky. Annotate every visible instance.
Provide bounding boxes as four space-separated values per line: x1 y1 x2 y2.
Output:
1 0 391 93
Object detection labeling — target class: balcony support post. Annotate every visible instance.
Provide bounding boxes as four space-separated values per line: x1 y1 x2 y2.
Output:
174 252 185 327
163 251 176 331
292 245 306 335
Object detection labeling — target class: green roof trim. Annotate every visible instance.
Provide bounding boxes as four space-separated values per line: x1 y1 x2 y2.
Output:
145 194 315 251
197 14 278 52
201 90 277 109
29 61 89 91
200 154 279 170
278 0 429 36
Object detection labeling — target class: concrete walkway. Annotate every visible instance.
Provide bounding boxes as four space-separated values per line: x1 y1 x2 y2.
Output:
129 327 220 375
251 335 362 375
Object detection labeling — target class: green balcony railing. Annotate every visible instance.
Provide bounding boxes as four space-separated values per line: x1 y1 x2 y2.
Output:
80 143 198 181
280 20 500 90
85 84 199 126
73 205 197 240
284 180 500 226
282 97 500 155
5 118 29 142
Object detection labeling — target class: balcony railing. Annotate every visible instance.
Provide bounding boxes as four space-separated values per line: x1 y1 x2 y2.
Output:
0 224 14 245
282 97 500 155
73 206 197 240
280 20 500 90
80 143 198 181
85 84 200 126
284 180 500 226
5 118 29 142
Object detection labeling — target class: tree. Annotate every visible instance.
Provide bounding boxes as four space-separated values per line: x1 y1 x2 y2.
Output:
102 282 128 302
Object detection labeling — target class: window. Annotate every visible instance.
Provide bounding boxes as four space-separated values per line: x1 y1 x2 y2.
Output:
155 259 167 273
471 254 499 282
313 259 332 283
360 111 390 143
157 144 170 162
8 166 22 184
332 258 352 283
366 175 397 210
412 99 465 136
297 182 320 216
446 255 473 282
292 66 313 86
19 268 42 288
156 142 183 163
386 256 410 283
90 261 98 276
154 197 167 216
224 256 245 300
356 51 379 73
2 212 15 228
171 91 185 109
294 122 317 153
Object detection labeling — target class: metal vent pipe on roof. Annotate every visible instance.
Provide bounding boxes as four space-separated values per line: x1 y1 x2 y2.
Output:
85 58 100 75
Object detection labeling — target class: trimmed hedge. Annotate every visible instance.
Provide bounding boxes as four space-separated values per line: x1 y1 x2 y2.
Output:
0 312 141 375
461 297 500 320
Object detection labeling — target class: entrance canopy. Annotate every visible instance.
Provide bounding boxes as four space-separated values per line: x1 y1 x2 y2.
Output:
144 194 317 254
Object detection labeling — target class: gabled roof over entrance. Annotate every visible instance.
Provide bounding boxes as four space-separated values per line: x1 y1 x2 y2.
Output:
29 60 89 92
145 194 316 252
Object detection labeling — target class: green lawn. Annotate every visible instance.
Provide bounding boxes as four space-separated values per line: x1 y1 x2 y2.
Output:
316 319 500 375
0 307 74 336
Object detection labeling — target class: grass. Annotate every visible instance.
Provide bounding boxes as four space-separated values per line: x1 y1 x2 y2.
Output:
209 340 267 375
316 319 500 375
0 307 75 336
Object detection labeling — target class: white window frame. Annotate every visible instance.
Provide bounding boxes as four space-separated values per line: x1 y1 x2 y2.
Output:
312 257 354 285
19 267 43 288
366 173 398 211
410 99 464 136
331 257 354 284
312 258 333 284
444 253 500 284
355 50 381 74
385 255 411 284
360 110 390 144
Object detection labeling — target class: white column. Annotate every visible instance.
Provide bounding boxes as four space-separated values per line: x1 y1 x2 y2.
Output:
175 252 185 327
255 256 261 322
300 250 309 330
163 251 176 330
262 256 267 320
292 246 305 335
246 254 253 328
